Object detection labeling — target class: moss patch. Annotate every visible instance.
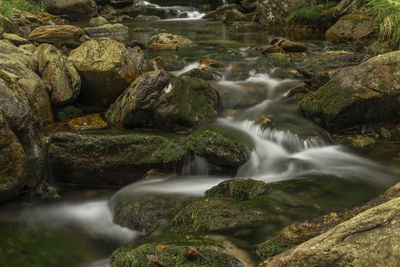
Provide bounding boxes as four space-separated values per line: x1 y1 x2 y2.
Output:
205 179 270 201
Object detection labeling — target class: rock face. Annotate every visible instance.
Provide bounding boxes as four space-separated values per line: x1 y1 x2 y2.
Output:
148 33 193 50
106 70 220 130
326 14 374 43
28 25 85 48
68 39 139 107
36 44 81 107
187 127 251 169
0 111 26 202
44 0 97 21
299 51 400 130
48 132 188 186
261 197 400 266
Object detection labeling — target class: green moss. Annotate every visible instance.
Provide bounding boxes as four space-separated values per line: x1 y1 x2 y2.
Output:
345 259 358 267
205 179 270 201
0 26 3 37
255 238 297 260
1 0 45 18
285 3 336 25
368 40 391 55
187 126 251 168
267 53 292 68
0 70 12 86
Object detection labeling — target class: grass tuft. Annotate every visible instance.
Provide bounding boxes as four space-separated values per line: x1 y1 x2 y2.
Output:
1 0 45 18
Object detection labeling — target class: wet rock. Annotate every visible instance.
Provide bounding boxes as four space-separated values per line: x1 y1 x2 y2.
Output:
256 181 400 261
266 53 293 68
68 39 139 107
326 14 375 43
187 126 251 169
18 44 37 54
48 131 188 186
333 0 366 17
204 4 240 21
171 198 265 233
67 113 108 131
261 197 400 266
83 23 129 37
44 0 97 21
111 193 194 233
36 44 81 107
273 39 307 53
182 66 214 80
28 25 85 48
296 50 365 77
299 51 400 130
111 236 245 267
0 111 26 202
334 134 376 151
205 179 269 201
254 0 310 26
256 45 285 54
106 70 219 131
2 33 29 46
150 55 186 71
89 16 108 27
148 33 193 50
0 14 23 35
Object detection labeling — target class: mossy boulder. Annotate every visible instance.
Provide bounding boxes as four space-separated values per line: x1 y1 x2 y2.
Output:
266 53 293 68
186 126 251 169
110 235 244 267
325 14 375 43
148 33 193 50
0 111 26 202
89 16 108 27
48 131 188 186
299 51 400 130
106 70 219 131
68 39 139 107
44 0 97 21
229 22 261 32
205 179 269 201
110 193 194 233
151 55 186 71
36 44 81 107
83 23 129 37
171 198 265 233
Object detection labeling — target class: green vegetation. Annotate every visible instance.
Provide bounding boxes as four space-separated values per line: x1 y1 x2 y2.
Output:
285 3 336 25
367 0 400 49
345 259 358 267
1 0 45 18
0 26 3 37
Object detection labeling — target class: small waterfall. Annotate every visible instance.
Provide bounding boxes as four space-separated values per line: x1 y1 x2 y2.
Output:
140 1 205 20
223 0 228 5
171 62 200 76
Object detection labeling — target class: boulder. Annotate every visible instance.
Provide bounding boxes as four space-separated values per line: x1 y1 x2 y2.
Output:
148 33 193 50
105 70 219 131
0 111 26 202
44 0 97 21
28 25 85 48
326 14 374 43
187 126 251 169
171 198 265 233
261 197 400 266
2 33 29 46
273 39 307 53
111 236 245 267
222 9 246 25
83 23 128 37
36 44 81 107
68 39 139 106
299 51 400 130
89 16 108 27
205 179 269 201
254 0 310 26
0 14 23 35
333 0 366 17
48 131 188 186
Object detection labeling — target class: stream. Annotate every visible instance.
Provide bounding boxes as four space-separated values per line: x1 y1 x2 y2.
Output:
1 2 400 267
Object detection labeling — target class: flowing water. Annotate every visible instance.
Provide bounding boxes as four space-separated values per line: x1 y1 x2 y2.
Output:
1 2 400 267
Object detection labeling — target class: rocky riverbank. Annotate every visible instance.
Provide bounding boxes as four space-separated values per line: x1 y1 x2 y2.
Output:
0 0 400 266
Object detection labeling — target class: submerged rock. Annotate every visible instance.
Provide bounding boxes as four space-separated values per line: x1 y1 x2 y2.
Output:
186 126 251 169
66 113 108 131
28 25 85 48
111 236 245 267
148 33 193 50
261 197 400 266
36 44 81 107
48 131 188 186
68 39 139 107
106 70 219 131
299 51 400 130
44 0 97 21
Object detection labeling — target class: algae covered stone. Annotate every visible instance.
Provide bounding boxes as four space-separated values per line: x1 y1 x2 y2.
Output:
49 131 188 186
68 39 139 107
205 179 269 201
106 70 219 131
187 126 251 169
